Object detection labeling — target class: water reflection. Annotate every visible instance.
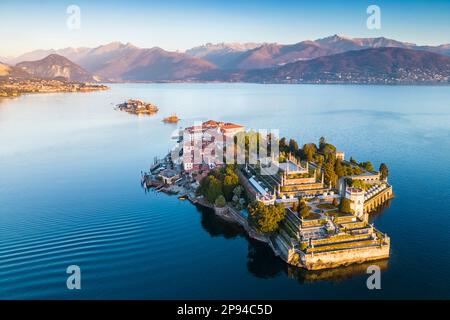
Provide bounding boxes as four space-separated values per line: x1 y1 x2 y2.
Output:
287 259 389 284
197 205 244 240
368 199 392 222
196 203 389 284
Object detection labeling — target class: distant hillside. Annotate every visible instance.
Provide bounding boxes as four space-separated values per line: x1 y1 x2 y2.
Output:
11 42 216 81
225 41 328 69
16 54 96 82
0 62 31 78
6 36 450 84
217 35 424 70
241 47 450 84
190 35 450 70
185 42 263 68
91 46 217 81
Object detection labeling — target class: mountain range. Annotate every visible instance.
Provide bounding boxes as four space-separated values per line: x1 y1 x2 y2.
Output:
241 47 450 84
2 35 450 84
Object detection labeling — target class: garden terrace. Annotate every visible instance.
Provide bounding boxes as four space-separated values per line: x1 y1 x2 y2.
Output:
310 233 372 246
333 215 357 224
326 210 353 218
305 239 381 254
339 221 367 230
300 218 326 228
317 203 337 210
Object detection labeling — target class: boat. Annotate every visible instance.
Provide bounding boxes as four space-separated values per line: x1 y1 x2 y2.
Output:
163 114 179 123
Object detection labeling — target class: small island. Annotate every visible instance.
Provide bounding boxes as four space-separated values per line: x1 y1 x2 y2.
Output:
142 120 393 271
163 114 180 123
116 99 159 115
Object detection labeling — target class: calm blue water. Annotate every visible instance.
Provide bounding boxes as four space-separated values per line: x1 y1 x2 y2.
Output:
0 84 449 299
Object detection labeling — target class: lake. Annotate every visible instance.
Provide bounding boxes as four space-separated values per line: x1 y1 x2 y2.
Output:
0 83 449 299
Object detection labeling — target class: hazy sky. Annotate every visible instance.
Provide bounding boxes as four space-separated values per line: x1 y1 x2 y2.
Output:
1 0 450 57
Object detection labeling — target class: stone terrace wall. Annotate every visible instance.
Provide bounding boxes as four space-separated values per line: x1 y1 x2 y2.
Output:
296 244 390 270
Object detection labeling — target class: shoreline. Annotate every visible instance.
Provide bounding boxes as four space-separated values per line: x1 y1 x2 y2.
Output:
190 195 389 271
0 79 109 99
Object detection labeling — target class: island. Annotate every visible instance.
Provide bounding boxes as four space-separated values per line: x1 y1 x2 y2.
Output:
163 114 180 123
142 120 393 270
0 77 108 97
116 99 159 115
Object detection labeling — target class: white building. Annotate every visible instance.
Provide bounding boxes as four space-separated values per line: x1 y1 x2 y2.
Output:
345 187 365 219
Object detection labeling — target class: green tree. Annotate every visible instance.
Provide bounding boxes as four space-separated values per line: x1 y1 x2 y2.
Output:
223 171 239 201
206 176 223 203
340 198 353 214
319 136 326 150
214 195 226 208
248 202 285 233
297 200 311 219
351 179 366 190
379 163 389 180
314 154 325 167
359 161 374 172
334 158 344 177
289 139 299 155
279 137 288 153
198 175 210 196
323 159 337 188
302 143 317 162
322 143 337 155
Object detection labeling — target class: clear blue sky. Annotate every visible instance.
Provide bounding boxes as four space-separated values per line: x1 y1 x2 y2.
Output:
1 0 450 56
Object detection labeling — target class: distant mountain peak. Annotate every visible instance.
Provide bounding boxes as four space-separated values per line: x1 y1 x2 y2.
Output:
16 54 96 82
318 34 353 42
7 35 450 82
241 47 450 84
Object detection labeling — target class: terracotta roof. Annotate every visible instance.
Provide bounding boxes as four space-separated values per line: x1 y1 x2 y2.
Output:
222 123 244 130
185 120 244 133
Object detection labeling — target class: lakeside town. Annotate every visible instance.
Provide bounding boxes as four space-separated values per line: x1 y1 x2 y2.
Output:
0 77 108 97
143 119 393 270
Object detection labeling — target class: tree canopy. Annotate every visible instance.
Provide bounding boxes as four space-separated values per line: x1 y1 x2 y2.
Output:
289 139 299 155
248 201 285 234
323 156 338 188
302 143 317 162
297 200 311 219
198 165 239 203
214 195 226 207
340 198 353 214
359 161 374 172
379 163 389 180
334 158 344 177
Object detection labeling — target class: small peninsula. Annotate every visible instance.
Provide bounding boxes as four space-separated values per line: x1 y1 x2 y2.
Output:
117 99 159 115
